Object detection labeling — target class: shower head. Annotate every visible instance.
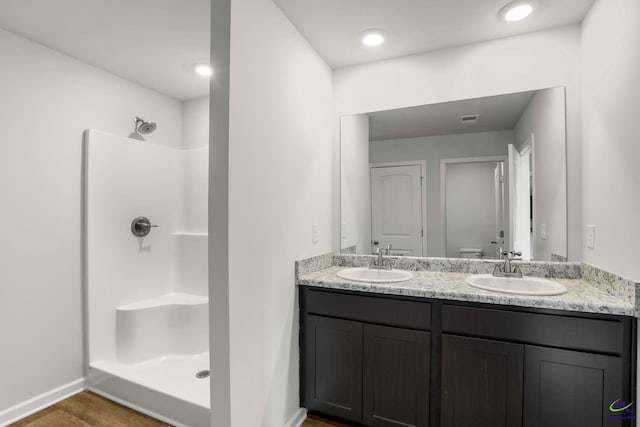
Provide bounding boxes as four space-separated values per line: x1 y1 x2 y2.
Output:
135 117 157 134
128 116 157 141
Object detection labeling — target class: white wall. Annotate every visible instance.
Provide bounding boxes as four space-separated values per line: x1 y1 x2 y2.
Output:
334 25 582 261
445 162 498 258
370 130 512 256
220 0 334 425
514 88 567 261
182 96 210 150
581 0 640 283
581 0 640 419
0 28 182 414
340 114 371 253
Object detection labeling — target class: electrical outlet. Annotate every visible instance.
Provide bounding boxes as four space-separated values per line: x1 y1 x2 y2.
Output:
312 224 319 244
586 225 595 249
540 224 547 240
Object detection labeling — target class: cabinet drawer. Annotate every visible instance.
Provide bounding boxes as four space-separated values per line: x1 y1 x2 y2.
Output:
303 288 431 330
442 305 625 354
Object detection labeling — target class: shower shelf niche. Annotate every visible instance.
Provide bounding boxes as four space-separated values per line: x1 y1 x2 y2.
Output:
172 231 208 237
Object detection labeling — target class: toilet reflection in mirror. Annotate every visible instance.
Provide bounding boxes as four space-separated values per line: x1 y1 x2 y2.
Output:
340 87 567 262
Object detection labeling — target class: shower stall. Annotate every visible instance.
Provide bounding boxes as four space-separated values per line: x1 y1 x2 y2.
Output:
83 129 210 427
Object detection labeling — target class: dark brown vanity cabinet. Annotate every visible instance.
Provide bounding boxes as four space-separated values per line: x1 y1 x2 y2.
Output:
302 289 432 426
300 287 636 427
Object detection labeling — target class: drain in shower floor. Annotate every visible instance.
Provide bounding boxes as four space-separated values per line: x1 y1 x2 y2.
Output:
195 370 210 379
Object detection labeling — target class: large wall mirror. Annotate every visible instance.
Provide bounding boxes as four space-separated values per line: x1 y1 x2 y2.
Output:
340 87 568 262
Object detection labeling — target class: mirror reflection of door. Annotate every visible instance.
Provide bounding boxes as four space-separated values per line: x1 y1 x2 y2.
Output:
508 137 534 260
442 158 506 259
370 163 425 256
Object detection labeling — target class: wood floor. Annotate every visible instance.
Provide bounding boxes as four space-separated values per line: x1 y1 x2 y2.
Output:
10 392 169 427
10 391 354 427
301 413 355 426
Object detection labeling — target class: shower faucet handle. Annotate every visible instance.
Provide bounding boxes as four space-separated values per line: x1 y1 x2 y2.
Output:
138 222 158 229
131 216 158 237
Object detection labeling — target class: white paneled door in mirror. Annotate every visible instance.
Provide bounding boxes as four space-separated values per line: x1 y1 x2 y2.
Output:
370 162 425 256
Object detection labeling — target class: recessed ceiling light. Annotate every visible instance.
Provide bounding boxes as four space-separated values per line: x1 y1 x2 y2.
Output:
194 64 213 77
500 1 534 22
361 30 385 47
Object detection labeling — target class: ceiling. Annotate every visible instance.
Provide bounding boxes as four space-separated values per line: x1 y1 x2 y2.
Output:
0 0 210 101
369 90 536 141
274 0 595 68
0 0 594 98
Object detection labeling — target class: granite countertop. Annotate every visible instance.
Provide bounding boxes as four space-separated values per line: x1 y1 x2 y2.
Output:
297 266 635 316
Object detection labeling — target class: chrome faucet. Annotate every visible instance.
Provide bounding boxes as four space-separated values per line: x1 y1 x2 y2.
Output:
491 240 505 260
493 251 523 278
371 244 392 270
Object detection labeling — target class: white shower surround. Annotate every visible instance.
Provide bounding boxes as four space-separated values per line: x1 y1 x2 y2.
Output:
83 130 209 427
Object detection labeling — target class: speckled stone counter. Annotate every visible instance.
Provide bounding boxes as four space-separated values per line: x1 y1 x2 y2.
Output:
297 266 635 317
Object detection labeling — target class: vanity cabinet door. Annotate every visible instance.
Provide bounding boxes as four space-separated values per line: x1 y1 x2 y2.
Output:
523 345 624 427
441 334 524 427
304 315 363 423
363 324 430 427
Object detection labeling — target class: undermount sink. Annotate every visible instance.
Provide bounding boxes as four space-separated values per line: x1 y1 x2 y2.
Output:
337 267 413 283
465 274 567 296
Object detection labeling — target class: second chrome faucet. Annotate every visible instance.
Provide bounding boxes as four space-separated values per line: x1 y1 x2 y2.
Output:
493 250 523 278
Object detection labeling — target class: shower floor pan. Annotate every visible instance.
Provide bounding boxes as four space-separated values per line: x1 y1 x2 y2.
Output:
88 354 210 427
87 293 210 427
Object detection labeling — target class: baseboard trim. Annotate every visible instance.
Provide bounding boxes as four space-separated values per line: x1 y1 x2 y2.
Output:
0 378 85 426
0 378 303 427
285 407 307 427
